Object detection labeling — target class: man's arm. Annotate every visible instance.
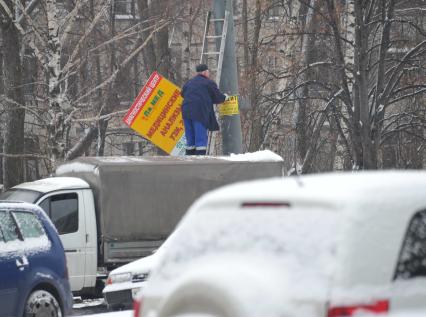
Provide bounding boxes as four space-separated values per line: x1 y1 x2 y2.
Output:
207 80 226 104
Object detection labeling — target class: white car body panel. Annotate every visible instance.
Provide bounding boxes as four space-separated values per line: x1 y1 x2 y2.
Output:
140 171 426 317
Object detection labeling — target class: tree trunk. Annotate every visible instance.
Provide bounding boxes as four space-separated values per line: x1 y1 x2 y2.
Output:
153 0 171 78
46 0 64 169
247 0 262 152
1 8 25 188
295 0 318 164
137 0 157 74
242 0 249 73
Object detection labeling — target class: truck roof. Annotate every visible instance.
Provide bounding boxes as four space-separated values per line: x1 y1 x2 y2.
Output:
13 177 90 193
55 152 283 175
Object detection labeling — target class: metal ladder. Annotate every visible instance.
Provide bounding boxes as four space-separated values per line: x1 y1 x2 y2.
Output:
200 10 230 85
200 10 230 155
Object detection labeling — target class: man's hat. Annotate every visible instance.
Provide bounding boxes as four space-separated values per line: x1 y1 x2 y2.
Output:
196 64 209 72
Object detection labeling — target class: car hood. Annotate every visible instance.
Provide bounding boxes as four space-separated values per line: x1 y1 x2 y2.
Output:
111 253 159 275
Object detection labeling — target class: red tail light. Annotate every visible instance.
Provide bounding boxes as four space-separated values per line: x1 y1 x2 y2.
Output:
327 300 389 317
133 297 143 317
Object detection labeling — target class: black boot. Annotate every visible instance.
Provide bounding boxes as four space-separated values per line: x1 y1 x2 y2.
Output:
185 149 196 155
195 149 207 155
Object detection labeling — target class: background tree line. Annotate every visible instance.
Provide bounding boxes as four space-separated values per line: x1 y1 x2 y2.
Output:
0 0 425 188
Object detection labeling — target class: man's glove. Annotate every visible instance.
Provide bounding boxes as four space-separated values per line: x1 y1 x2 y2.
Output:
224 93 230 101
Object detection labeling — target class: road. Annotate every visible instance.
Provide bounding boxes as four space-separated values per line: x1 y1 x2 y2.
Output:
71 298 118 316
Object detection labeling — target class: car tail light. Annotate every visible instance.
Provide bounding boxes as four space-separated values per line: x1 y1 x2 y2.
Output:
133 297 143 317
327 300 389 317
241 202 290 208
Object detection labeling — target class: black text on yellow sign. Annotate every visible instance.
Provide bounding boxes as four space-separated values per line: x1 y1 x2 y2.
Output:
219 95 239 117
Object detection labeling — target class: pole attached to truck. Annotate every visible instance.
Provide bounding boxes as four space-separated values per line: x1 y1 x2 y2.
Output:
213 0 243 155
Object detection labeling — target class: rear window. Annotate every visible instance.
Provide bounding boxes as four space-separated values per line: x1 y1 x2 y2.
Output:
153 206 338 290
395 210 426 279
0 189 42 203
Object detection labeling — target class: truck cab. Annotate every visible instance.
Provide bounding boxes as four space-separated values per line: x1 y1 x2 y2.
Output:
0 177 98 295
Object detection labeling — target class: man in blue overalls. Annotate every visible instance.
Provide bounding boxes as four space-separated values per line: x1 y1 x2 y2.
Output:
181 64 227 155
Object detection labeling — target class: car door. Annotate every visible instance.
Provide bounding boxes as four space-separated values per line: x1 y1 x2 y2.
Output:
0 210 28 317
390 209 426 312
38 191 87 292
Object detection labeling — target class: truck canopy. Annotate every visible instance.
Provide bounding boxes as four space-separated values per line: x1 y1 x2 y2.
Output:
55 154 284 261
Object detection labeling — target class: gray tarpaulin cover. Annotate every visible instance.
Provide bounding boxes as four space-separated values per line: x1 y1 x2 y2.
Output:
56 156 283 243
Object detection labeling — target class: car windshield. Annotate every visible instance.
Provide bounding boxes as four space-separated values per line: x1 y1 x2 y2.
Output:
0 189 42 204
152 206 339 293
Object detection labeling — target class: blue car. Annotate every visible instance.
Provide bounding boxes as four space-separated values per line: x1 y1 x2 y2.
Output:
0 201 73 317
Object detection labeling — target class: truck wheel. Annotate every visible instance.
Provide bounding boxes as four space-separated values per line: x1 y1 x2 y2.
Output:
24 289 62 317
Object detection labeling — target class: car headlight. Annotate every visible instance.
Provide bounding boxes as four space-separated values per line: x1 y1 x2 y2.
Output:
107 272 132 284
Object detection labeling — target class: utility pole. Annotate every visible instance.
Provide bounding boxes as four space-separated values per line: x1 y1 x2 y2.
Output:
213 0 243 155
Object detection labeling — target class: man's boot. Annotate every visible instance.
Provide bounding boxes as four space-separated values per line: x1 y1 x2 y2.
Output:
185 149 196 155
195 149 207 155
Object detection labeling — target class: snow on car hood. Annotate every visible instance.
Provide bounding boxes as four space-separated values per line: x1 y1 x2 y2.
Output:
0 236 51 256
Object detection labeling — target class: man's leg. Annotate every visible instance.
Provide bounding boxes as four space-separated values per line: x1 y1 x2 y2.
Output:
193 121 208 155
183 118 196 155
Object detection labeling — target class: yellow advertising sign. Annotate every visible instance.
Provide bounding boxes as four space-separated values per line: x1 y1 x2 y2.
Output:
218 95 239 116
123 72 186 156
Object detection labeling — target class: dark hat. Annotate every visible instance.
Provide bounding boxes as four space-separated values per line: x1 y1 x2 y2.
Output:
196 64 209 72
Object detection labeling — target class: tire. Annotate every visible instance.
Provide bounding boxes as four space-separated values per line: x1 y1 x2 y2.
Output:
24 289 62 317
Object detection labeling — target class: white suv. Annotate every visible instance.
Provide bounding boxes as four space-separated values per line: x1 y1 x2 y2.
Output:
136 171 426 317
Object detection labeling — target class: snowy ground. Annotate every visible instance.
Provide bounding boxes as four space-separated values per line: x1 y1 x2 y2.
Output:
73 311 132 317
71 298 131 317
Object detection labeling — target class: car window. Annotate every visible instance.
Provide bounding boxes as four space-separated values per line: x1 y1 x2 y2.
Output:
13 211 45 239
395 210 426 279
40 193 78 235
39 198 50 215
0 211 21 242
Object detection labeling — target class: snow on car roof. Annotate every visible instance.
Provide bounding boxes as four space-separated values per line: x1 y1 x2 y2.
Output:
0 201 39 210
189 170 426 214
13 177 90 193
